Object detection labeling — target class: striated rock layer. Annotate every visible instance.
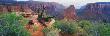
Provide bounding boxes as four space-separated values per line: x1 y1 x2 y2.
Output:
81 2 110 22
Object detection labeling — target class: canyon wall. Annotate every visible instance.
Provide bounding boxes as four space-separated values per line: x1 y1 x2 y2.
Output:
81 2 110 22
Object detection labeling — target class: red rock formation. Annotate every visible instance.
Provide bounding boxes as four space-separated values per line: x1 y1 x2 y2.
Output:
64 5 77 21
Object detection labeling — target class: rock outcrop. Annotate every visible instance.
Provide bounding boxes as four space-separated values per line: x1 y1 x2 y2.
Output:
63 5 77 21
25 14 55 36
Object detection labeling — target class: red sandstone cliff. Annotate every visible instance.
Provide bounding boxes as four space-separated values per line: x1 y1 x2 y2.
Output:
63 5 77 20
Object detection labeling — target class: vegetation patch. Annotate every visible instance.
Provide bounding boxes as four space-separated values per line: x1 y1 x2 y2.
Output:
0 12 30 36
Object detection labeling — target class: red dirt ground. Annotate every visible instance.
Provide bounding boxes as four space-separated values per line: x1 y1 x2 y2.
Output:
25 21 45 36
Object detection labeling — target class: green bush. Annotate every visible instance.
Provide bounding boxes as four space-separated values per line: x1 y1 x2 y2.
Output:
32 25 38 31
78 20 110 36
42 27 60 36
78 20 94 36
53 20 77 34
79 20 93 30
95 23 110 36
0 12 30 36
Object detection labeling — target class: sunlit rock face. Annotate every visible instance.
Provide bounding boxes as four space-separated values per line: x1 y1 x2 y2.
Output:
0 1 65 19
63 5 77 20
81 2 110 22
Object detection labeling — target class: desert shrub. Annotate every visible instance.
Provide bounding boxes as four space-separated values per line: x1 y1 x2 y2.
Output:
53 20 77 34
42 27 60 36
32 25 38 31
79 20 93 30
95 23 110 36
78 20 110 36
78 20 94 36
0 12 30 36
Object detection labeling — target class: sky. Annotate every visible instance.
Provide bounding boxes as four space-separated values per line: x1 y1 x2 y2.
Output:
17 0 110 9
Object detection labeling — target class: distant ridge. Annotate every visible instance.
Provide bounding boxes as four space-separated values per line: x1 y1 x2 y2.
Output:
0 0 65 19
96 2 110 4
